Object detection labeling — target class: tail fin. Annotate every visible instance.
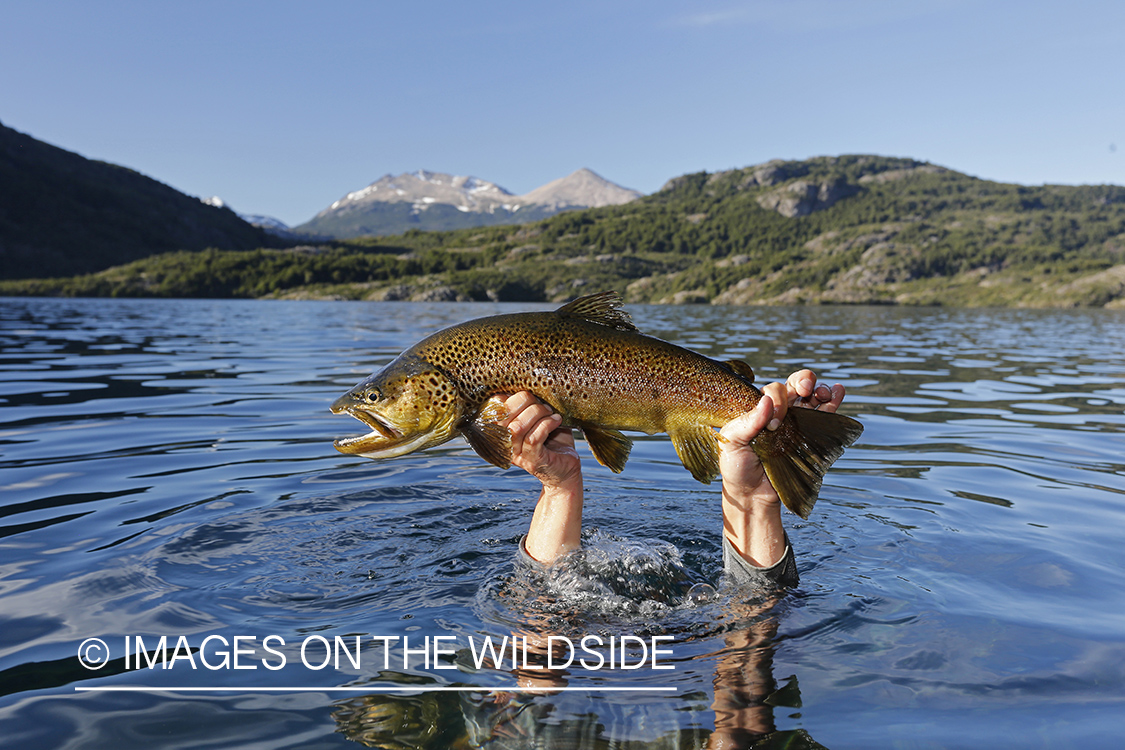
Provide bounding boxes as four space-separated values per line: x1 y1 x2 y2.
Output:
754 408 863 519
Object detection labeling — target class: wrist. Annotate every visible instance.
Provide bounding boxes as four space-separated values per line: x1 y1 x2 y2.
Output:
722 487 786 568
539 473 583 499
720 480 780 511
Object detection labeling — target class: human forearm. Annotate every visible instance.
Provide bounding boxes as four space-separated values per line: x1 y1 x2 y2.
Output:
718 371 844 571
525 476 584 565
721 488 787 568
718 397 787 568
502 391 585 565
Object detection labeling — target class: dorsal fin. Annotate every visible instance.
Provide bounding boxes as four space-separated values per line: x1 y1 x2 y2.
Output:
555 291 637 331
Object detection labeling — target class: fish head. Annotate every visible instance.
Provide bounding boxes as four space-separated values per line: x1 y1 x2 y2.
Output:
331 354 464 458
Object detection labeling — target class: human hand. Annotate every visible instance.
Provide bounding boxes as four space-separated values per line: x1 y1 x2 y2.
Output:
497 392 585 564
720 369 846 504
771 368 844 422
496 391 582 493
719 369 846 566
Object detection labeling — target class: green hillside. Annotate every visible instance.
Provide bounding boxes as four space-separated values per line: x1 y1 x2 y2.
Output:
5 154 1125 307
0 121 272 279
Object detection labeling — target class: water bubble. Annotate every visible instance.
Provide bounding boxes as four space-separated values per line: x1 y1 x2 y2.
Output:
687 583 716 604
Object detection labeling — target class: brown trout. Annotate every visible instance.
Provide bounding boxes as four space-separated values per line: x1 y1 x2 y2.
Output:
331 291 862 518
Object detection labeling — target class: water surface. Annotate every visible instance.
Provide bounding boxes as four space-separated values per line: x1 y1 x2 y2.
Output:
1 297 1124 748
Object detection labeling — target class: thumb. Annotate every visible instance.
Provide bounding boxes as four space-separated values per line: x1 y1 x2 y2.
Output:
721 395 774 447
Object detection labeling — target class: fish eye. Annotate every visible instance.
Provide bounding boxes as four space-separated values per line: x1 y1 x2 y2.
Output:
365 389 380 403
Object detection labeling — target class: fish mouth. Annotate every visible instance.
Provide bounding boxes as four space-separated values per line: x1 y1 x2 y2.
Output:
332 408 404 455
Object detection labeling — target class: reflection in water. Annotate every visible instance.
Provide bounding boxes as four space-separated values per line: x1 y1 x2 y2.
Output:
332 531 825 749
333 681 464 750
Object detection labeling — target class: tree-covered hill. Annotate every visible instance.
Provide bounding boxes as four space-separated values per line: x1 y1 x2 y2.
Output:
0 121 273 279
5 154 1124 307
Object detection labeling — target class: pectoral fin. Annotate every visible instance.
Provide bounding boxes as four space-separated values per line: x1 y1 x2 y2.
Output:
460 399 512 469
669 423 721 484
578 423 632 473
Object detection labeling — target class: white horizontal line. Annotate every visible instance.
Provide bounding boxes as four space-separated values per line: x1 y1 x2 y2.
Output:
75 685 678 693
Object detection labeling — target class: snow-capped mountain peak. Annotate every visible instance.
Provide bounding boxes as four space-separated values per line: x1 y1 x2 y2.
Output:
296 168 641 238
322 170 518 216
317 169 634 216
201 195 293 236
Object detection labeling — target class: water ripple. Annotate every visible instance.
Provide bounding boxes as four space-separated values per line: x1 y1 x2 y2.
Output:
2 298 1124 748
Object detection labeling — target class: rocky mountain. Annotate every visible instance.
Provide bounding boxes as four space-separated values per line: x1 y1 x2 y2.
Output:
294 168 641 239
521 167 643 211
202 196 313 241
0 121 271 279
239 213 292 233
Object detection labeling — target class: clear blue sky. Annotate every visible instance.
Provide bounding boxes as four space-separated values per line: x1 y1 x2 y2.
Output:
3 0 1122 226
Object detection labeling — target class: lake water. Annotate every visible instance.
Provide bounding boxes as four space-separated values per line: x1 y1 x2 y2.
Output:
1 296 1124 749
